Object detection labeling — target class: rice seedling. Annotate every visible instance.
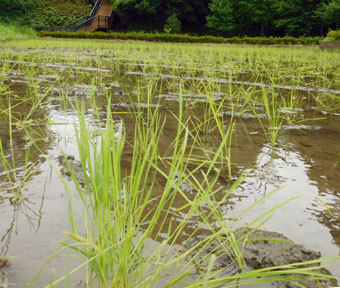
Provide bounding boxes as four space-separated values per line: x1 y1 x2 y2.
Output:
248 86 283 145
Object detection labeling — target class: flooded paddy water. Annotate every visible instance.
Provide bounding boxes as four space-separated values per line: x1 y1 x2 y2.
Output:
0 40 340 287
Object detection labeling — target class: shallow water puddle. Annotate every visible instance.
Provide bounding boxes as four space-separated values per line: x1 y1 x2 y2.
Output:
0 46 340 287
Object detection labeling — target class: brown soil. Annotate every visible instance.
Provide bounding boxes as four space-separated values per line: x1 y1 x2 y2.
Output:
214 229 336 288
0 258 9 269
58 155 85 185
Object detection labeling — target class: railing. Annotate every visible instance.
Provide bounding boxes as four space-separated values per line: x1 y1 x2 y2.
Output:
89 0 101 18
36 0 113 32
48 0 102 32
65 16 89 31
74 17 95 31
81 15 111 31
35 27 65 32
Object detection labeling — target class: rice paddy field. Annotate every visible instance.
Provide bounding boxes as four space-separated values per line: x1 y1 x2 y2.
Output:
0 37 340 287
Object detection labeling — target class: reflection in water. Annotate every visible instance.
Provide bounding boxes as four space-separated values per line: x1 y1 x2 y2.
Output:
1 196 44 255
222 138 340 277
0 194 46 288
309 199 340 248
0 152 48 256
0 270 8 288
289 118 340 252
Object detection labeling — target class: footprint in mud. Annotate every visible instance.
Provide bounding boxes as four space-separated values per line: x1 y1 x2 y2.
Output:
57 155 86 186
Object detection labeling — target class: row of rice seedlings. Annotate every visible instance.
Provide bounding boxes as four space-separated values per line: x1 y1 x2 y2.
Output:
0 101 37 203
241 86 323 145
312 91 340 112
249 86 283 145
2 39 339 111
36 83 340 287
116 48 339 113
4 38 339 86
1 43 336 152
0 59 55 203
185 79 307 148
0 43 336 177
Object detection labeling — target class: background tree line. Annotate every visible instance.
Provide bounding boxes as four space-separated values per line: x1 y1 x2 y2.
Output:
111 0 339 36
1 0 339 36
0 0 91 28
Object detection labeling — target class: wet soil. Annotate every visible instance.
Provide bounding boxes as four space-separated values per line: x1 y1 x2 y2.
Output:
0 259 9 269
236 229 321 268
58 155 85 185
215 229 334 288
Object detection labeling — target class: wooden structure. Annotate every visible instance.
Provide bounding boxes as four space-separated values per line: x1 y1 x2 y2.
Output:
62 0 114 32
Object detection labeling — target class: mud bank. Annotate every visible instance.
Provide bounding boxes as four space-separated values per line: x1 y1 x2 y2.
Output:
58 155 85 185
215 229 336 288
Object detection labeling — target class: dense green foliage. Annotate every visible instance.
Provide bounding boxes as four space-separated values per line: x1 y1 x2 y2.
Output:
325 29 340 41
1 0 339 36
316 0 340 30
0 0 37 25
0 0 91 28
164 14 182 34
31 0 92 28
0 23 36 41
206 0 339 36
110 0 339 36
38 30 321 45
111 0 209 33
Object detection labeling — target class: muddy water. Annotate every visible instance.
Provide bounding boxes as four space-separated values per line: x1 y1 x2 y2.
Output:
0 46 340 287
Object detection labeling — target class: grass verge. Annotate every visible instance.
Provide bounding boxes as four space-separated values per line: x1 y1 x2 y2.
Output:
0 24 36 42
